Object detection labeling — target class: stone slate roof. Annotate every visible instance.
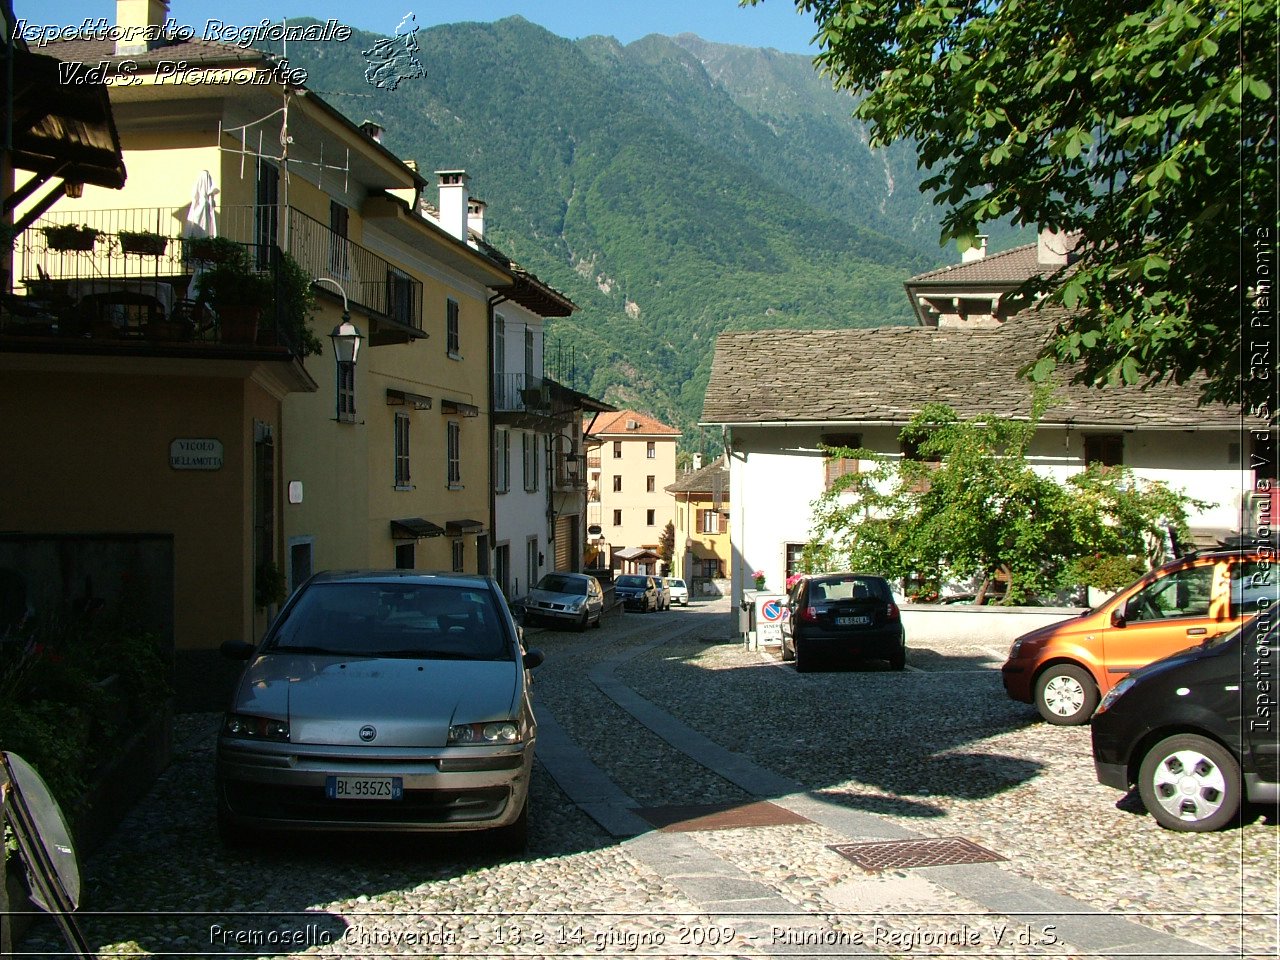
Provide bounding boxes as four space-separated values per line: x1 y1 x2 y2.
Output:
44 37 267 67
907 242 1043 285
588 409 682 436
665 459 729 495
700 309 1237 429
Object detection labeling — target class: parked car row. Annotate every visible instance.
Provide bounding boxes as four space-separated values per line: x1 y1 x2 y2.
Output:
997 548 1280 832
613 574 689 613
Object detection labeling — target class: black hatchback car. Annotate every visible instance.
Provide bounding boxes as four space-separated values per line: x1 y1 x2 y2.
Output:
1091 614 1279 832
781 573 906 672
614 574 659 612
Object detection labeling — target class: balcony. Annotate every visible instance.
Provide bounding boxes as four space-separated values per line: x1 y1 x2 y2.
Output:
8 204 424 350
274 207 423 340
494 372 563 430
5 211 307 358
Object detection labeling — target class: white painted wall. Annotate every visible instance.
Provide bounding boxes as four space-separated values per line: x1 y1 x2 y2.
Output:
725 423 1244 629
493 301 548 597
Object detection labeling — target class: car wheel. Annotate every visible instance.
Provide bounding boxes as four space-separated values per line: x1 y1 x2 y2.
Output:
489 795 529 853
593 611 603 629
1034 664 1098 725
889 643 906 671
1138 734 1242 832
575 610 589 632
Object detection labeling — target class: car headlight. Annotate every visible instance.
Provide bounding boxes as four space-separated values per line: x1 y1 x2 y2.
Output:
222 713 290 741
566 597 585 611
448 721 520 745
1097 676 1137 714
1008 638 1025 659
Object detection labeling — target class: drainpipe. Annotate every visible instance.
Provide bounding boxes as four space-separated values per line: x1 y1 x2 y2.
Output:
487 292 509 575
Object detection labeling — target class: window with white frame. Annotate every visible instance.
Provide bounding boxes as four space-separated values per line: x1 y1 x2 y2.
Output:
394 412 411 488
495 429 510 494
446 298 460 357
447 421 461 487
698 509 721 535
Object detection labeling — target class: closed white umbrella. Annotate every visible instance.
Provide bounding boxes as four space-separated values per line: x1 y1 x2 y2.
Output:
184 170 218 299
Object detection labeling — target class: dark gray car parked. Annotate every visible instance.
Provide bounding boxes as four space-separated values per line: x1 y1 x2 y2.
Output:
216 571 543 850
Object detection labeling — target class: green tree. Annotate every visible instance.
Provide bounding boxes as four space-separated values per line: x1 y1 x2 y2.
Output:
658 521 676 571
755 0 1277 410
805 403 1203 603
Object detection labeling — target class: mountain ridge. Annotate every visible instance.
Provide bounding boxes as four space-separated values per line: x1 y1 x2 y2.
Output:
264 17 1000 449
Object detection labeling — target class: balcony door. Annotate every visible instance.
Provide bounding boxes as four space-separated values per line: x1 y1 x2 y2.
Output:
254 159 279 269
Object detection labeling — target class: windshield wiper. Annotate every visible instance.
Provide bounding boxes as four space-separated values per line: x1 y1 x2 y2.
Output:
267 645 372 657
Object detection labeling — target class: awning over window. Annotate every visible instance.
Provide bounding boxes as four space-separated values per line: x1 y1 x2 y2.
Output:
441 398 479 417
390 518 445 539
386 388 432 410
445 519 485 537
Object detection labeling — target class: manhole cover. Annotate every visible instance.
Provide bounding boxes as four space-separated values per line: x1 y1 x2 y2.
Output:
635 800 811 832
828 837 1006 872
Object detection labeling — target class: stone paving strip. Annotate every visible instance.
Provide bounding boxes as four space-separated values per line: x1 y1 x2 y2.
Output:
541 608 1232 960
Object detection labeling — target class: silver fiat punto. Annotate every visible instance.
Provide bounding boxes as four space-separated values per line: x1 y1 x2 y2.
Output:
215 571 542 850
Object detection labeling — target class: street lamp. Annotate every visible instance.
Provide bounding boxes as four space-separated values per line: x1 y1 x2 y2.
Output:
315 277 363 365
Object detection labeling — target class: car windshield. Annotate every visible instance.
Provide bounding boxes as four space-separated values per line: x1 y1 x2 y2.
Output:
535 574 587 596
266 582 511 660
670 580 685 588
616 576 647 588
808 576 886 603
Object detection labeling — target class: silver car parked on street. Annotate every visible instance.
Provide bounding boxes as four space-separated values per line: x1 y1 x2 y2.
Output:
215 571 542 850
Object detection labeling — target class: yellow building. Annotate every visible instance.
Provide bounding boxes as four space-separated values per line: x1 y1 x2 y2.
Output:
1 0 553 702
585 410 679 568
666 456 731 590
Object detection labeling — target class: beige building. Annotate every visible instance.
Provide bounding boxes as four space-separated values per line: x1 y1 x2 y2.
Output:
666 456 731 587
585 410 679 567
1 0 564 703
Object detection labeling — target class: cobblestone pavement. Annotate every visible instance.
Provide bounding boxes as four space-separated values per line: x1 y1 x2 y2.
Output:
15 598 1278 959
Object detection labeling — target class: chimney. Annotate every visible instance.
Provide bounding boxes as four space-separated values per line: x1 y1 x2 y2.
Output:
115 0 170 56
692 453 703 470
435 170 470 241
467 199 486 240
1038 227 1074 266
359 120 385 143
961 235 988 263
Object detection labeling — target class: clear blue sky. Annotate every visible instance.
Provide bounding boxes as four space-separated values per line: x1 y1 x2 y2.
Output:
27 0 821 54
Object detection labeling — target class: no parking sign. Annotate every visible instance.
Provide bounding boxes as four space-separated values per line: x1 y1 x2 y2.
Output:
754 594 788 644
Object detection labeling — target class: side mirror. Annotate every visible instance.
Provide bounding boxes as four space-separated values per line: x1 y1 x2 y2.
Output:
1110 606 1126 628
220 639 256 660
523 648 545 670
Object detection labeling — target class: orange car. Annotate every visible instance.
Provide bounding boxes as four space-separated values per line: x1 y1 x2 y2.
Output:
1001 549 1278 725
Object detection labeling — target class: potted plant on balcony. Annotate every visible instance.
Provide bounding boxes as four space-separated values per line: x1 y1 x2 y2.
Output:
40 223 102 252
118 230 169 256
265 252 324 356
184 235 241 264
193 244 272 345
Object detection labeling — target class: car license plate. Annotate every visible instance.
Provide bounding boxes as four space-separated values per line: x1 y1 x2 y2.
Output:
836 616 871 626
325 775 402 800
